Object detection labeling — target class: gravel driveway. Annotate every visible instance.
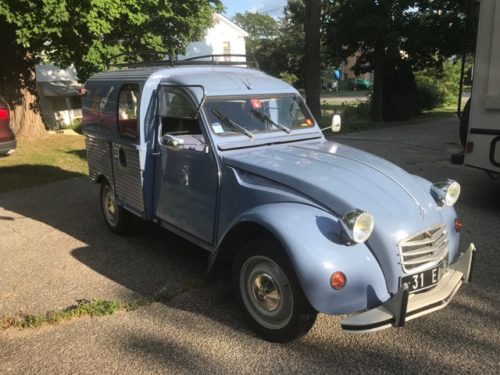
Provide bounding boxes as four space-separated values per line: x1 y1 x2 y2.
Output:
1 116 498 374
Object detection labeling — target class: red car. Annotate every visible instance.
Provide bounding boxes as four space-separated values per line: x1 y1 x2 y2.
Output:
0 96 16 156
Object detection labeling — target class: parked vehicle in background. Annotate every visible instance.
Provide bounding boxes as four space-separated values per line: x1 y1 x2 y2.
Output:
458 0 500 176
0 96 16 156
353 78 372 90
83 55 475 342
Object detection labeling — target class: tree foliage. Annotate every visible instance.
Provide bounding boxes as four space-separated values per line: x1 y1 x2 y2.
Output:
232 11 282 71
0 0 221 136
232 3 305 87
233 12 279 41
322 0 479 120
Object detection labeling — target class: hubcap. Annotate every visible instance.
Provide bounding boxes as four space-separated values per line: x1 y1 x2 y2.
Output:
252 273 280 312
240 255 294 330
102 186 119 226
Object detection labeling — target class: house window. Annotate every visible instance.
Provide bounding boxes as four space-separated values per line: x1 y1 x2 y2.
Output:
117 84 140 139
223 41 231 61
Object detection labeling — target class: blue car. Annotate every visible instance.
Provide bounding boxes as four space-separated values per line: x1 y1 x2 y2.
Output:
83 59 475 342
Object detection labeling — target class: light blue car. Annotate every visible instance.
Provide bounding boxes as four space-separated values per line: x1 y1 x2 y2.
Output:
83 61 475 342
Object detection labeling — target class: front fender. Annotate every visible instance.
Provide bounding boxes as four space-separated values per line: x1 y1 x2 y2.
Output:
218 203 391 315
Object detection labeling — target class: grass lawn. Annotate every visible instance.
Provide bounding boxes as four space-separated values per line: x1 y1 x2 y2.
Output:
0 133 88 194
417 104 457 119
321 89 370 98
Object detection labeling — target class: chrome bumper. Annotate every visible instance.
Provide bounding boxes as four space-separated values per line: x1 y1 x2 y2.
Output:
341 243 476 333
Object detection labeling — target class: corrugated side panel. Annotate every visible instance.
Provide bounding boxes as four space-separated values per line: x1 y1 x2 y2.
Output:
112 143 144 214
85 135 113 183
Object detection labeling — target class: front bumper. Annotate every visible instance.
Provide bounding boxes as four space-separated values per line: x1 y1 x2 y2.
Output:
341 243 476 333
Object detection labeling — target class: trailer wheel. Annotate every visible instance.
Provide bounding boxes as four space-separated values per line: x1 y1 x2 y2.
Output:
459 98 471 147
233 239 317 342
100 181 129 234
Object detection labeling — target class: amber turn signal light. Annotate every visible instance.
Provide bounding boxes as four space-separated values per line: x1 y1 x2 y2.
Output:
330 271 346 290
454 218 463 232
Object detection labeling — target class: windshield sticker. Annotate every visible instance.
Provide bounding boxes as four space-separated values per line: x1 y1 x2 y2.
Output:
212 122 224 134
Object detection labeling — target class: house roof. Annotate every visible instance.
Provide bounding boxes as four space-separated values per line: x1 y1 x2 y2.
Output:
214 13 249 37
37 81 82 97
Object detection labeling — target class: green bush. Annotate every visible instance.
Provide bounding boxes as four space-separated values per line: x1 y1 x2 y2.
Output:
321 100 372 133
415 60 465 107
340 101 371 122
415 83 444 113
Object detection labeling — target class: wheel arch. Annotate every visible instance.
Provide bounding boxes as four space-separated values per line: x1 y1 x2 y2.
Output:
95 173 109 185
208 220 284 281
208 203 390 315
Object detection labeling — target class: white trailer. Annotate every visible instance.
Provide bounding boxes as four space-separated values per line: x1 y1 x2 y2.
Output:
463 0 500 175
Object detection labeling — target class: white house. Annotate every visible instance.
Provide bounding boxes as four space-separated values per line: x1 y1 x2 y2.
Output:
35 64 82 129
180 13 249 62
35 13 249 128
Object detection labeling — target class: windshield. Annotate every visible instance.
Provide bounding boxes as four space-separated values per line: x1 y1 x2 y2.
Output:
203 95 315 136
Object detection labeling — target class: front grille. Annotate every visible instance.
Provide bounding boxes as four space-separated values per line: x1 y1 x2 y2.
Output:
399 224 448 273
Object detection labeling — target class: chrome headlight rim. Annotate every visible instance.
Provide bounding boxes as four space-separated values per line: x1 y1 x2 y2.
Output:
430 179 461 207
341 209 375 245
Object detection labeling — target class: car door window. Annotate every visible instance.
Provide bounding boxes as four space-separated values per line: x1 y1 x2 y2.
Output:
159 88 206 150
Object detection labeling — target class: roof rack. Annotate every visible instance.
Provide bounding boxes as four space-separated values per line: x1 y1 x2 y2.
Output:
106 51 257 69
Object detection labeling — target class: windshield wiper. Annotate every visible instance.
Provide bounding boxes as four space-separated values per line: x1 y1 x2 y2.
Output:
211 108 254 138
250 109 291 134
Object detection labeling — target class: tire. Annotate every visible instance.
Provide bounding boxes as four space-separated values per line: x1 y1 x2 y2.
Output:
459 98 471 147
100 181 129 234
233 239 317 342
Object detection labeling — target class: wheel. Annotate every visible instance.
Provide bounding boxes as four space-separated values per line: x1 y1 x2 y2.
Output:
459 98 471 147
233 239 317 342
100 181 129 234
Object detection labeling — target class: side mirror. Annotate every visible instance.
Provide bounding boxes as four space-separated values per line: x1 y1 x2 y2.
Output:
162 134 185 148
331 114 341 132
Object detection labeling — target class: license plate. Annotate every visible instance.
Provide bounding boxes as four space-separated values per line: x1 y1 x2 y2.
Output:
402 265 441 292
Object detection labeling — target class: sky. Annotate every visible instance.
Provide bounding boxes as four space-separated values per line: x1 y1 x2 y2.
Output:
221 0 287 19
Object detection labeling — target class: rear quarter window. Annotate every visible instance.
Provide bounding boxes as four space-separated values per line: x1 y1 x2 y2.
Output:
118 84 140 139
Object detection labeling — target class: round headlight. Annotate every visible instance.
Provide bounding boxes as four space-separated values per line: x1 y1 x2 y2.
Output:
341 209 375 244
445 181 461 206
430 179 461 207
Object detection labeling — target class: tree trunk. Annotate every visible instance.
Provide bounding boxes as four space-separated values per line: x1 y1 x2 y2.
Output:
370 44 385 122
304 0 322 121
0 22 46 138
10 84 47 138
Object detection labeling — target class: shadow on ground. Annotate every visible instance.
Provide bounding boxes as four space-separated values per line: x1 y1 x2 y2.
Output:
0 164 85 194
66 149 87 160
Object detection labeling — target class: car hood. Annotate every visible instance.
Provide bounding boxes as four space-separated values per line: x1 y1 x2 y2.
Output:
224 139 444 292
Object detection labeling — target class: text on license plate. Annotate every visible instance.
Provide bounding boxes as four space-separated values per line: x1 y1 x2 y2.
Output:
402 266 441 292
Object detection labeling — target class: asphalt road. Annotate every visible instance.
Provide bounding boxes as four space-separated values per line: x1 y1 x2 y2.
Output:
1 116 499 374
